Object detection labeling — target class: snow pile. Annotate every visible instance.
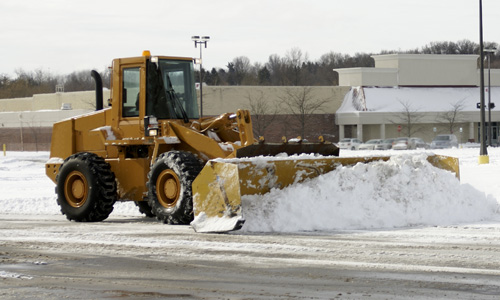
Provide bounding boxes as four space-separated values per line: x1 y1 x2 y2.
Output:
0 271 33 280
0 153 59 215
241 153 499 232
0 150 499 233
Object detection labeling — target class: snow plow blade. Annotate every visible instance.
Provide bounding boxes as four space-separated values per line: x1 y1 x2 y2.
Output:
190 154 459 233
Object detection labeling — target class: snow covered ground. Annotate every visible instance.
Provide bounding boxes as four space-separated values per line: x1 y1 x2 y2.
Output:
2 148 500 299
0 147 499 233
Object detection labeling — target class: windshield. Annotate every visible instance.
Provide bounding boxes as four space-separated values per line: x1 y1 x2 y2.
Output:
146 59 199 120
435 135 450 141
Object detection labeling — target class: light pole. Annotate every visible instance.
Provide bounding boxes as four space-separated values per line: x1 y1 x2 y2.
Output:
478 0 488 164
191 35 210 118
485 48 496 146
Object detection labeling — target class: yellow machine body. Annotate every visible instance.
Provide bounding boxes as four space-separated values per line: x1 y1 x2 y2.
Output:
45 54 263 203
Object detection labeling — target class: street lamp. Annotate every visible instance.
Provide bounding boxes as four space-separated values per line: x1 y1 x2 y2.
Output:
191 35 210 118
478 0 488 164
484 48 496 146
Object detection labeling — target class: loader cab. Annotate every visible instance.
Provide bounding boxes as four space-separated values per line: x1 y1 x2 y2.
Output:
111 54 199 138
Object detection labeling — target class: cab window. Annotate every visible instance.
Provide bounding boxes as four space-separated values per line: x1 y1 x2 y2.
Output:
122 67 140 117
146 59 199 119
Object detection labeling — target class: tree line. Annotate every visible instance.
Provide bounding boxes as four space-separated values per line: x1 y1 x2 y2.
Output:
203 40 500 86
0 68 111 99
1 39 499 99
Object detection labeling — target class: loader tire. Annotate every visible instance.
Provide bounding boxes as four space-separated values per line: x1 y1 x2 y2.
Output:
56 152 117 222
147 151 202 225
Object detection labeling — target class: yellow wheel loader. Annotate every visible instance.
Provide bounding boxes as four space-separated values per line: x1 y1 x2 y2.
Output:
45 51 460 233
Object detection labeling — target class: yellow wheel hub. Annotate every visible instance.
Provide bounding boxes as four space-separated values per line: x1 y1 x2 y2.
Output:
64 171 88 208
156 169 181 208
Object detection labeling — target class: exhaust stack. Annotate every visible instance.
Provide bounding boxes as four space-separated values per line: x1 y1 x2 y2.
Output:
90 70 103 111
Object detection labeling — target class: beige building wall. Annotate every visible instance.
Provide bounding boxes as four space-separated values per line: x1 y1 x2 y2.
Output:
335 68 398 87
0 97 33 112
201 86 350 116
1 86 349 116
393 55 479 86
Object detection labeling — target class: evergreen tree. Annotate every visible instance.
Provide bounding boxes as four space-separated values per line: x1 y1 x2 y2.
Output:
258 66 271 85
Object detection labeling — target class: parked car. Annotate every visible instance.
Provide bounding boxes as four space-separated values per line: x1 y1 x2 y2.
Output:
430 134 458 149
393 137 429 150
375 138 395 150
410 137 429 149
338 138 363 150
358 139 383 150
392 137 411 150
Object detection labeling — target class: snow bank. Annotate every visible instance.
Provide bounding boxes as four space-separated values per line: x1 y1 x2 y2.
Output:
0 150 499 233
0 152 141 217
241 153 499 232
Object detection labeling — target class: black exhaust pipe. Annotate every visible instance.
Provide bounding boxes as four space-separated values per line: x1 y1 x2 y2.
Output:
90 70 103 111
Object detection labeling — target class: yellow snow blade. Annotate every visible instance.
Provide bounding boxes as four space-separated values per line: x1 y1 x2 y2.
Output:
190 155 459 233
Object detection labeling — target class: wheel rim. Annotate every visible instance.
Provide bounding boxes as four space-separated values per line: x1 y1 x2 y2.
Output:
64 171 88 208
156 169 181 208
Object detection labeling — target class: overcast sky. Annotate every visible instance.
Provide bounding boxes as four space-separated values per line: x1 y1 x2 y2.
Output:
1 0 499 77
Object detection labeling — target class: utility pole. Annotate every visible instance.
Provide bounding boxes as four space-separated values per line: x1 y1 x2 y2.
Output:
478 0 489 164
485 48 496 146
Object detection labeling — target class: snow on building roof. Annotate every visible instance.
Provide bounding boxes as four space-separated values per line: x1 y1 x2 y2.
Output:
337 86 497 113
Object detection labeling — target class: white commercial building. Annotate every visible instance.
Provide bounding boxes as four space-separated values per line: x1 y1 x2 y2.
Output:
335 54 500 143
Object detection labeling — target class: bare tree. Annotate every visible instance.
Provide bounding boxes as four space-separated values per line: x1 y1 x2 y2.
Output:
436 100 466 134
284 48 308 85
280 87 329 139
266 54 287 86
64 68 111 92
246 90 278 137
229 56 253 85
318 51 348 85
391 99 425 137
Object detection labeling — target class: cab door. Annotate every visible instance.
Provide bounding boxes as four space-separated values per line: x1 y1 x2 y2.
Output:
118 63 146 138
109 62 150 201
